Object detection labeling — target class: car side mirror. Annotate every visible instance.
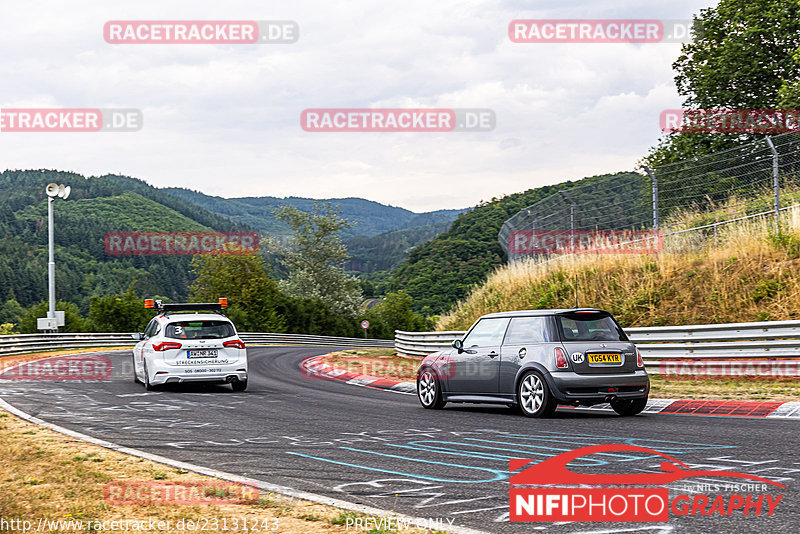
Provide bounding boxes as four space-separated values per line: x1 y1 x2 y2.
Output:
132 333 144 341
451 339 464 352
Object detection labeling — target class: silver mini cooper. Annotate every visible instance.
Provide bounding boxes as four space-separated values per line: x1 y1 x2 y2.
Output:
416 309 649 417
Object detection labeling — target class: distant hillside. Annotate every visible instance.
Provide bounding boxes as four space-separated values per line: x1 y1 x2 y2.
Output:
439 206 800 330
0 170 251 310
163 187 463 238
0 169 461 314
388 172 643 314
346 220 453 273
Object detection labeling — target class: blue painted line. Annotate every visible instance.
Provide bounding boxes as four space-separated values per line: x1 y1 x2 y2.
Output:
384 440 610 466
285 450 506 483
339 447 508 481
493 431 736 452
456 437 656 463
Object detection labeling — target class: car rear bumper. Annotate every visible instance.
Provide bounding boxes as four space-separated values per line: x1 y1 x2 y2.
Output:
149 360 247 385
548 370 649 405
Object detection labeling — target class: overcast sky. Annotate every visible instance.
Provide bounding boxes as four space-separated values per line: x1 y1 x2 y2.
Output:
0 0 716 212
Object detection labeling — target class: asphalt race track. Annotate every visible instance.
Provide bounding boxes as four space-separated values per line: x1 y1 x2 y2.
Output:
1 346 797 534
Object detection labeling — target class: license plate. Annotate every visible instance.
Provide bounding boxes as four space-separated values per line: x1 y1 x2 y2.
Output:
187 349 218 358
587 353 622 366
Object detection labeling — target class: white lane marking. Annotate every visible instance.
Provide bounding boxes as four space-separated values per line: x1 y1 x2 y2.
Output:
766 401 800 418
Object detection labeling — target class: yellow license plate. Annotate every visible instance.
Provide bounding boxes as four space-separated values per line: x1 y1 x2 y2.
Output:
587 353 622 365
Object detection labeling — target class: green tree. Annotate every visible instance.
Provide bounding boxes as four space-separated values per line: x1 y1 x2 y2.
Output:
189 254 286 332
778 48 800 107
363 291 431 339
646 0 800 166
0 298 24 326
274 202 363 317
89 287 152 332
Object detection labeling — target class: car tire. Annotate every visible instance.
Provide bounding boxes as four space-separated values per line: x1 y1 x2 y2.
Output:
231 378 247 392
143 361 155 391
611 396 648 416
417 369 446 409
133 356 141 384
517 371 557 418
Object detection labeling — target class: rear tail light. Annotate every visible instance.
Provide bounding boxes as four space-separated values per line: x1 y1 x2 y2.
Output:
152 341 182 351
636 348 644 368
554 347 569 369
223 339 246 349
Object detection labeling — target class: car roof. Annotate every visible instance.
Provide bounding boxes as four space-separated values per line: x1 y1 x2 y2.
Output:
479 308 609 319
155 313 233 323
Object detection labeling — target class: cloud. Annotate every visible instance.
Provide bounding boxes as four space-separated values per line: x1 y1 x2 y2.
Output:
0 0 716 211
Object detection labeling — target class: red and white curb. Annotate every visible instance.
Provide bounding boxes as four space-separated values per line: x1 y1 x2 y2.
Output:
301 355 416 395
301 356 800 419
568 399 800 419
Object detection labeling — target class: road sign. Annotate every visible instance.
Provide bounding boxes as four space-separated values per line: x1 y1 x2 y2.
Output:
360 320 370 330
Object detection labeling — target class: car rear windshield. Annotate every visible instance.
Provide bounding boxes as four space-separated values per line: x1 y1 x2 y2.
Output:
556 313 628 342
165 320 234 340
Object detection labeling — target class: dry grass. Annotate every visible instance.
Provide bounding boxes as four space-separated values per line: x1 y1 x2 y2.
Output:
438 205 800 330
322 349 420 381
0 407 434 533
0 348 434 533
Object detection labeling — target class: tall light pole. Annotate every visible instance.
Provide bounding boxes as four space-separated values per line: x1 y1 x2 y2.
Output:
39 183 70 332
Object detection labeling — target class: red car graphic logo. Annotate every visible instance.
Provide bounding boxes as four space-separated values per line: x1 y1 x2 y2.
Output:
510 444 786 487
510 444 786 523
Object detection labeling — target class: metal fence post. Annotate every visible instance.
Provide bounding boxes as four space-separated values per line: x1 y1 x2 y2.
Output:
643 165 658 230
766 136 779 233
558 190 576 250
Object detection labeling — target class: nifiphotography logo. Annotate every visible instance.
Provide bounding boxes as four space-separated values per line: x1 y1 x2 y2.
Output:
509 444 785 522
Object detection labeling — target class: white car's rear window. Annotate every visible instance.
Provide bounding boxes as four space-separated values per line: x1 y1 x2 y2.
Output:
165 320 234 340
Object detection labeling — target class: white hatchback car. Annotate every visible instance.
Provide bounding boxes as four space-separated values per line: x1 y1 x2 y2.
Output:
132 300 248 391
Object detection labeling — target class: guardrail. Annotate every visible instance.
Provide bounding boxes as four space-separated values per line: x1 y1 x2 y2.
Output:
395 319 800 376
0 332 392 356
240 333 392 348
